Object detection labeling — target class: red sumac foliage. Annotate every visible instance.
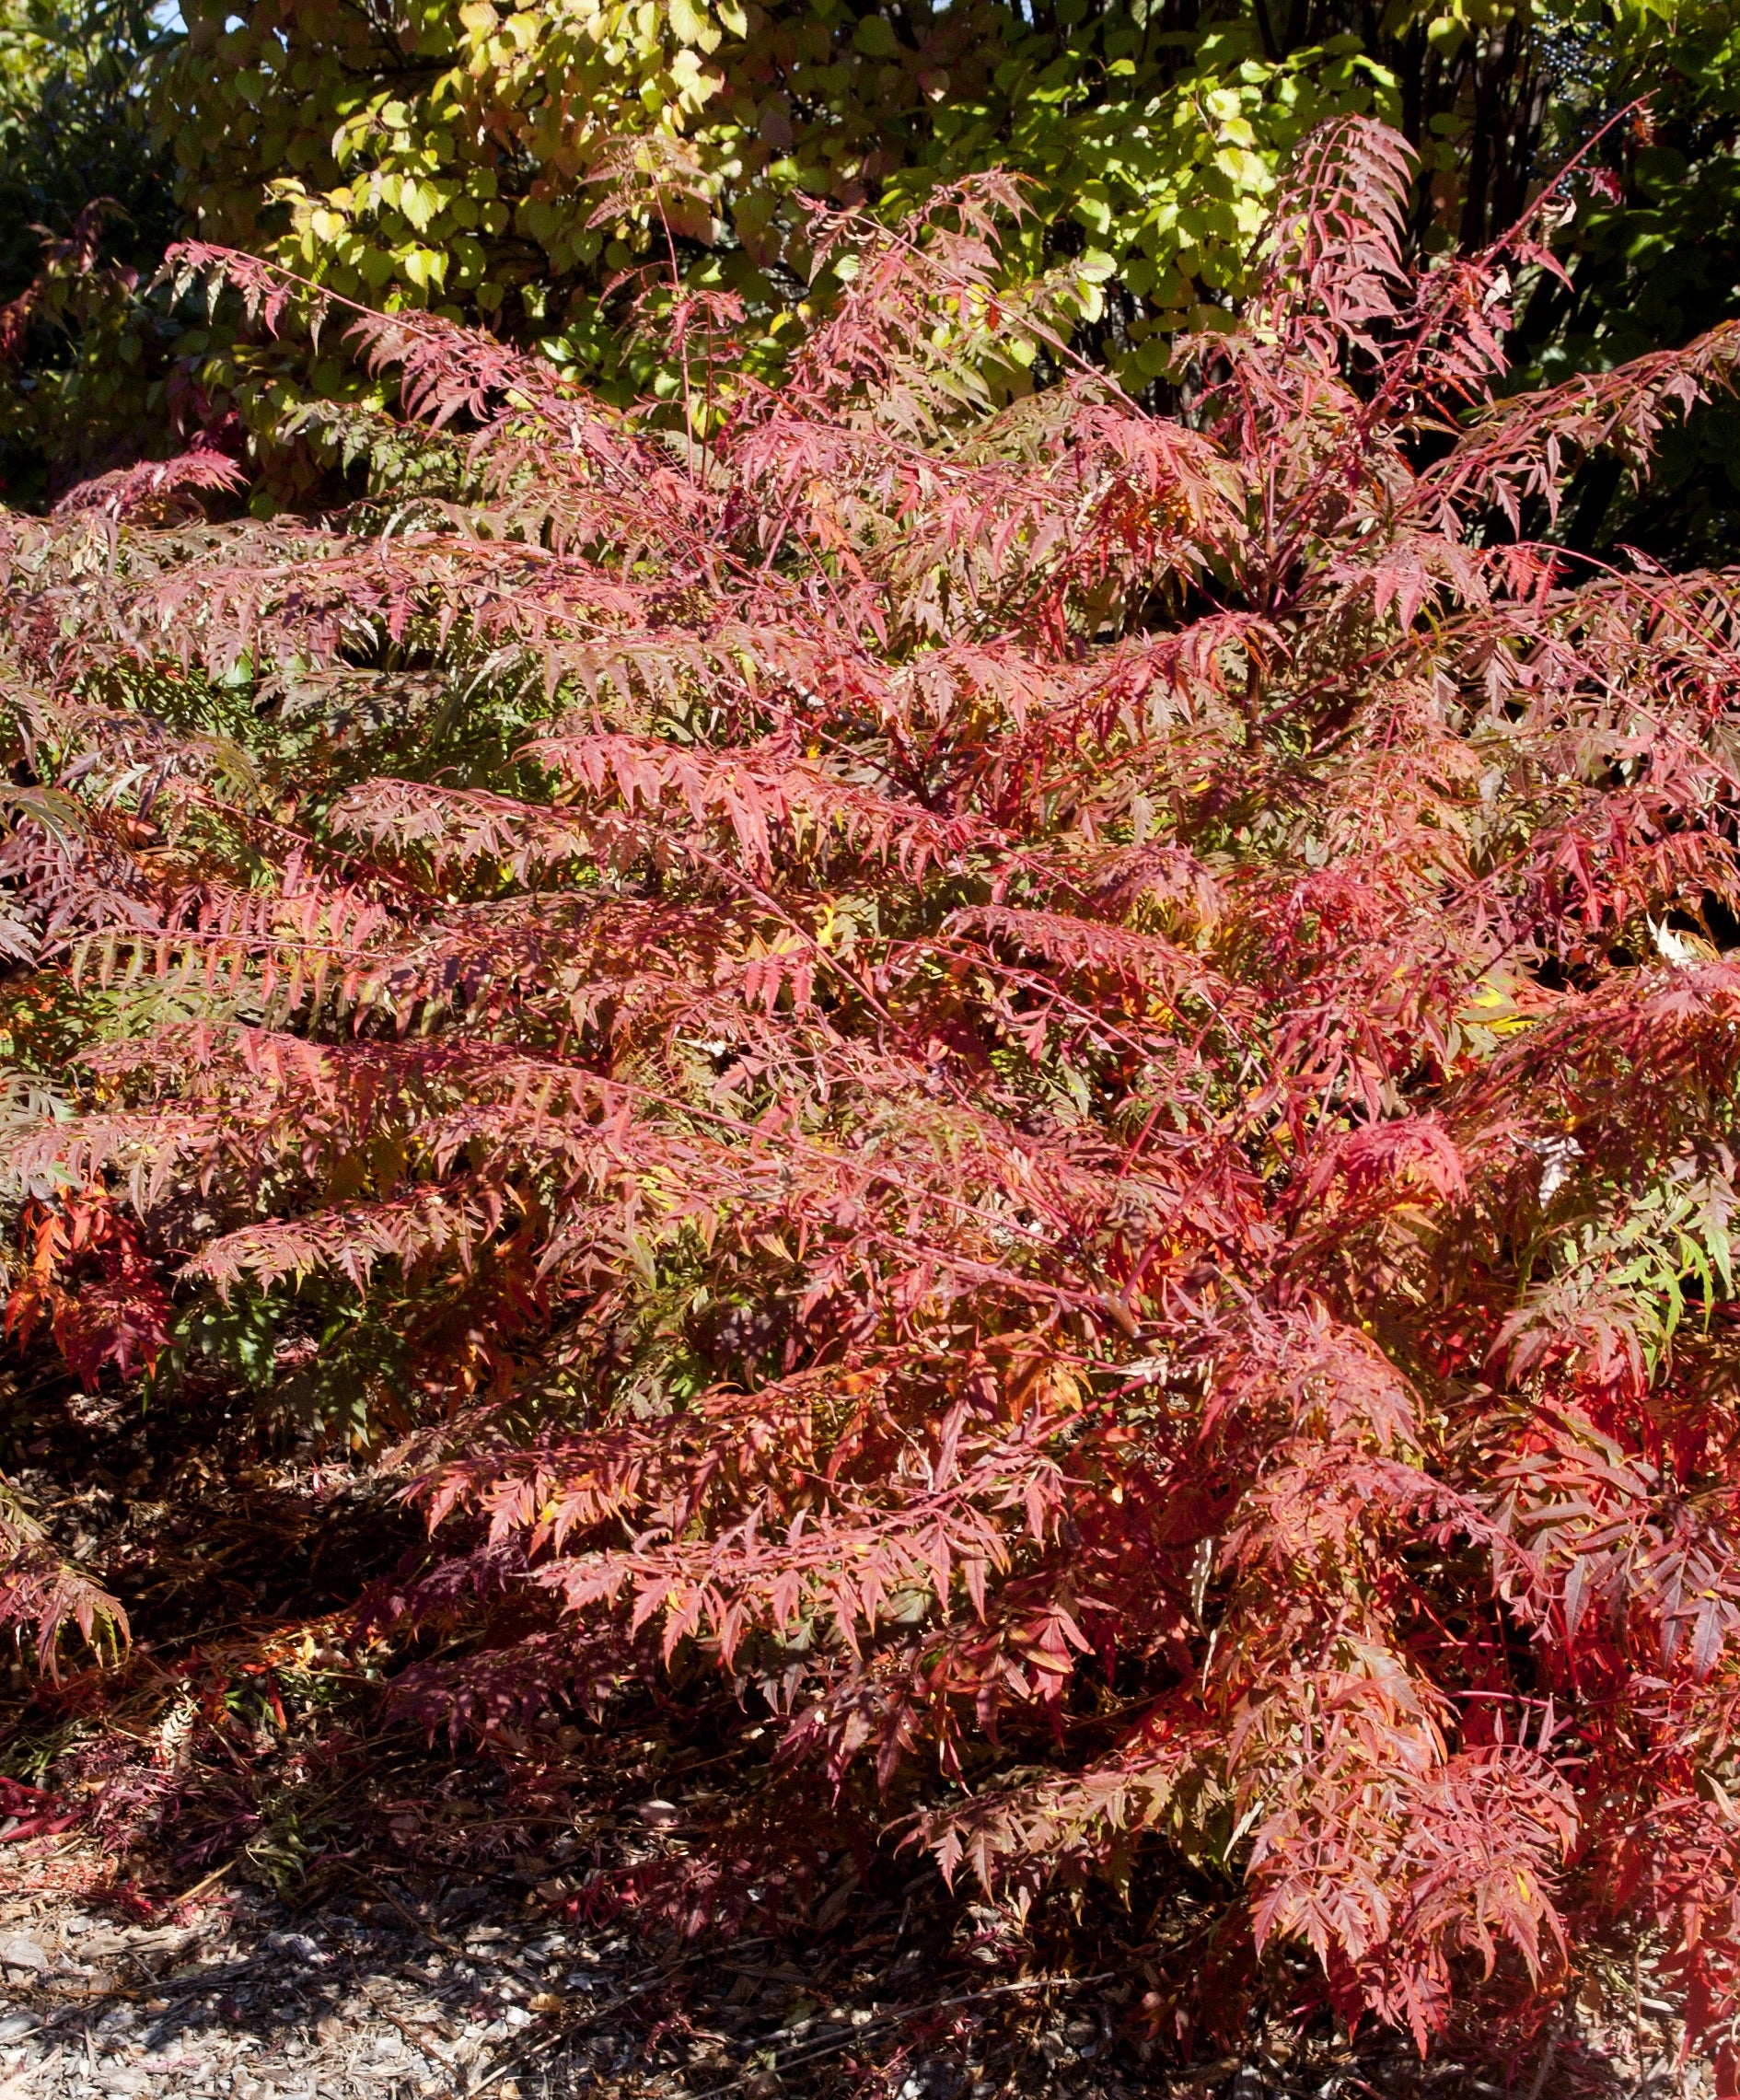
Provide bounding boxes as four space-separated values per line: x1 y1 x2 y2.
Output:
6 117 1740 2068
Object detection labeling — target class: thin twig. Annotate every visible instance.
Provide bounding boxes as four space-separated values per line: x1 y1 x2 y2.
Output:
352 1874 471 1962
168 1861 234 1914
685 1969 1118 2100
1524 2015 1558 2100
1633 1944 1646 2097
349 1968 444 2057
463 1943 772 2099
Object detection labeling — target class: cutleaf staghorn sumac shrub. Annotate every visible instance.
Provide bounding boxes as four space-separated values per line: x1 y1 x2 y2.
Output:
6 118 1740 2070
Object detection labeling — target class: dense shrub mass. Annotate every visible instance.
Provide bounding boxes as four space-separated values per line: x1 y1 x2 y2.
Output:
6 115 1740 2071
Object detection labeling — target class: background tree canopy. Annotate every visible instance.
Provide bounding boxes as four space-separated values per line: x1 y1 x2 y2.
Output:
1 0 1739 542
0 0 174 497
